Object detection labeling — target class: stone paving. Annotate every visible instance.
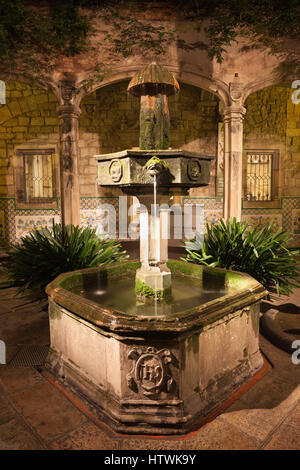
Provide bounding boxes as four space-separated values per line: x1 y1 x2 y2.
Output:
0 279 299 450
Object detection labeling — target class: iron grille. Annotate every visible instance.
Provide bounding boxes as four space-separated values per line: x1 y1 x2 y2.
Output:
9 345 49 367
245 152 273 201
20 150 56 203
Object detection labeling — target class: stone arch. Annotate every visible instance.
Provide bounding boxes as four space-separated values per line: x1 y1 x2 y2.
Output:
79 77 221 152
0 70 52 94
243 76 291 104
79 65 228 107
0 80 59 128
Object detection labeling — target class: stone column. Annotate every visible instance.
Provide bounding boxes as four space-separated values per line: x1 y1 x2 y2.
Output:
136 194 171 300
139 94 170 150
222 76 246 221
58 81 81 228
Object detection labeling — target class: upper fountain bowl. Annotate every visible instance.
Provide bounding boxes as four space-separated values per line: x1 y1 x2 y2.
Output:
95 149 213 195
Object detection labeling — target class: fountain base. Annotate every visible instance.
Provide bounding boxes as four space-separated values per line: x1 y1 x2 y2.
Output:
45 261 267 435
135 264 171 300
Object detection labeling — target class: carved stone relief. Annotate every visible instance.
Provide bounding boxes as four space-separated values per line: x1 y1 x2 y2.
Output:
127 346 175 397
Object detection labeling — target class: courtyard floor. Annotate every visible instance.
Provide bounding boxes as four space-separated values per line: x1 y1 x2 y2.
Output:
0 266 299 450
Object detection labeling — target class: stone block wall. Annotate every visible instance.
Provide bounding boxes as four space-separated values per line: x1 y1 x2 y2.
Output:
0 81 59 199
242 84 300 246
243 84 300 198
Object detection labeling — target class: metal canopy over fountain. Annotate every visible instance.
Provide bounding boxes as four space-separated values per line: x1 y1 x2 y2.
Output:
46 64 267 435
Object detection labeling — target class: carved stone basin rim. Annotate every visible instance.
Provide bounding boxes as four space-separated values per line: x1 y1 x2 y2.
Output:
45 260 267 335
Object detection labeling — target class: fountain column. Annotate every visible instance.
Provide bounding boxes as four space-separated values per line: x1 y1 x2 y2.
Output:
136 193 171 300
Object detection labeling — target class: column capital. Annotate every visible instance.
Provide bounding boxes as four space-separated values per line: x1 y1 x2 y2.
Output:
58 104 81 119
222 103 246 122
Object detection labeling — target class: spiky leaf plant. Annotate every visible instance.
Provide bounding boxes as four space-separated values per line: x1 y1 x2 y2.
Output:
183 217 300 295
4 220 128 296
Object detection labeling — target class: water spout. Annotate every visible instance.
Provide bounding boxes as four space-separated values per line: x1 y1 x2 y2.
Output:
153 173 160 265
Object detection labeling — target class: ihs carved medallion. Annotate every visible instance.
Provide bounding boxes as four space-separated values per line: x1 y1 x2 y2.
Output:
127 347 175 397
187 159 202 181
109 159 123 182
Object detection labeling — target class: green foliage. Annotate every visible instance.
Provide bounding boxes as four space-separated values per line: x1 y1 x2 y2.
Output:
50 1 90 55
183 217 300 295
4 220 128 296
0 0 90 61
0 0 173 65
178 0 300 63
1 0 300 67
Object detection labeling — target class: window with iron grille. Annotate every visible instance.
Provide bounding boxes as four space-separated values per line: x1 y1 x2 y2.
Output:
16 149 57 203
244 150 279 202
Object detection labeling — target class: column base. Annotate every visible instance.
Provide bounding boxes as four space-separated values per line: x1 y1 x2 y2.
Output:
135 264 172 301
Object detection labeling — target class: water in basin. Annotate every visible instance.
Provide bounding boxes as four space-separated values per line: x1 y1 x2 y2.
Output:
70 272 232 318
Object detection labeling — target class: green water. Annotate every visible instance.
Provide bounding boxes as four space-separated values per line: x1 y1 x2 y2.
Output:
70 273 230 318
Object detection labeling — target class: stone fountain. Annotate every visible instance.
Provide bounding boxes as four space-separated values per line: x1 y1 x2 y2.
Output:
45 64 267 434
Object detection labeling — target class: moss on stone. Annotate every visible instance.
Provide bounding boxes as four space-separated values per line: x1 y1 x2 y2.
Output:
224 271 249 289
135 277 171 300
144 155 169 170
167 259 203 278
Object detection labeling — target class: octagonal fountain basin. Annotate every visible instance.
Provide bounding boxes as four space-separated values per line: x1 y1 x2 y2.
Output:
45 260 267 435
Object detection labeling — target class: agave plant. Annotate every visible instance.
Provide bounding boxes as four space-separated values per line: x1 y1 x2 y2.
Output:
4 220 128 295
183 217 300 295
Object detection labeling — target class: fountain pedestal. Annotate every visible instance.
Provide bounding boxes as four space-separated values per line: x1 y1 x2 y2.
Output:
135 263 171 299
136 194 171 299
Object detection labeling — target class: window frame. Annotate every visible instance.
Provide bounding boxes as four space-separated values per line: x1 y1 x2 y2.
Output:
15 148 59 209
242 149 280 208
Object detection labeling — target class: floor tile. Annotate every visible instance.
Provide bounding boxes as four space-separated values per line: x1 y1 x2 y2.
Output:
10 382 88 442
184 418 258 450
0 366 46 394
0 417 43 450
120 436 186 450
0 391 16 425
283 403 300 429
264 424 300 450
50 422 118 450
